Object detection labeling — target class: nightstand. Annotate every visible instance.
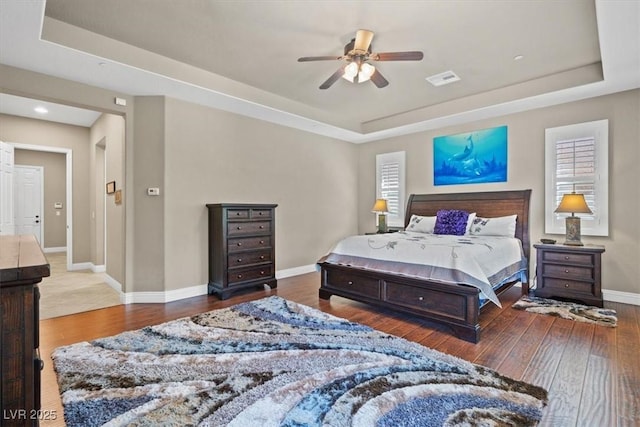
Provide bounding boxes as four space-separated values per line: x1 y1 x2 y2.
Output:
533 243 605 307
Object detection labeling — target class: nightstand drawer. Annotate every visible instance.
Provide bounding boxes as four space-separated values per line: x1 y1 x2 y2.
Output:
325 269 380 299
543 251 593 266
251 209 273 219
544 278 593 294
227 209 250 219
543 264 593 280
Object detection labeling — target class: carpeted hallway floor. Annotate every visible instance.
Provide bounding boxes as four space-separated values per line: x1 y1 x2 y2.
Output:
39 252 122 319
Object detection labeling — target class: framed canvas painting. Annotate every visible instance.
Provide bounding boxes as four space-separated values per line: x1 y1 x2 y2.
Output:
433 125 508 186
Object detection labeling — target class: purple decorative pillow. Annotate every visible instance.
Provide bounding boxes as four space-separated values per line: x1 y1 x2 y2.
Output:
434 209 470 236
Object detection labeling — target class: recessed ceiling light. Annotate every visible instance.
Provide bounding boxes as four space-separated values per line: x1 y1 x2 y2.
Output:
514 55 524 61
34 106 48 114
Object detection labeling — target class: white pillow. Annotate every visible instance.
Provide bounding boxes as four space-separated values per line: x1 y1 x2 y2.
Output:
406 214 437 233
470 214 517 237
465 212 476 235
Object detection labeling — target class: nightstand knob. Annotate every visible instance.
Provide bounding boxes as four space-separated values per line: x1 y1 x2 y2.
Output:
418 296 424 301
236 258 242 263
237 274 243 279
260 271 265 275
259 225 264 229
260 255 265 260
237 242 242 246
565 269 570 273
260 240 265 244
237 226 242 230
564 256 570 260
348 281 353 285
564 283 569 288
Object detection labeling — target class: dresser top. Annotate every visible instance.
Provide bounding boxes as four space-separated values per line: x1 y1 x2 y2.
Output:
533 242 605 253
206 203 278 208
0 235 50 285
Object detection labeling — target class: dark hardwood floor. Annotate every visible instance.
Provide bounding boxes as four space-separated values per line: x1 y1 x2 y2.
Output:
39 272 640 426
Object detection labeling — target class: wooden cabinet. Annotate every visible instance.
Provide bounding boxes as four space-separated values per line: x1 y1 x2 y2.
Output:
1 235 50 426
534 243 605 307
207 204 277 300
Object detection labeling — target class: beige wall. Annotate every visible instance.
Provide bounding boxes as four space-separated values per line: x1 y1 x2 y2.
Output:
0 114 92 262
160 97 358 291
13 149 66 248
357 89 640 296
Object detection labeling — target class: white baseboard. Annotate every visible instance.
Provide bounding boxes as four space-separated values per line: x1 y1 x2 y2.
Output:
123 283 208 304
43 246 66 253
69 262 93 271
602 289 640 306
276 264 317 279
92 264 106 273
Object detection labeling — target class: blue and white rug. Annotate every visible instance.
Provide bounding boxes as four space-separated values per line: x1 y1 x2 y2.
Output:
52 296 547 426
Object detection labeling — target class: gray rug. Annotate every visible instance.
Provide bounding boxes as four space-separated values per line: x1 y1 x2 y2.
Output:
513 295 617 327
52 296 548 426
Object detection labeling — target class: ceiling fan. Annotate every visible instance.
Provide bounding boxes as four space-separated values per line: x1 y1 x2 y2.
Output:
298 29 423 89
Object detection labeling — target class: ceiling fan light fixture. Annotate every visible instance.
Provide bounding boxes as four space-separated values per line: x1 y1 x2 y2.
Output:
342 62 375 83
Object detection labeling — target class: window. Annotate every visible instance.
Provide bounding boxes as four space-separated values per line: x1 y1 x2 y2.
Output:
376 151 406 227
545 119 608 236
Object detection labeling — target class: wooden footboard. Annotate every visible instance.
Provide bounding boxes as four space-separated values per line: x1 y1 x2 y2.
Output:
319 262 483 342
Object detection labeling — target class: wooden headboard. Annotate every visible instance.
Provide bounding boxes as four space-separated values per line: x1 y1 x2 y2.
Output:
404 190 532 261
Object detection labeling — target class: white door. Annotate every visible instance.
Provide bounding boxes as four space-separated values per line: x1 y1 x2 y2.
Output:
0 141 15 235
14 165 43 244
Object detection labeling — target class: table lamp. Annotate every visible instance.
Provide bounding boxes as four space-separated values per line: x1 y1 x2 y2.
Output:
371 199 389 233
554 192 592 246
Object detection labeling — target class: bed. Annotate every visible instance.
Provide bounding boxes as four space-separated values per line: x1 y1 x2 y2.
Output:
318 189 531 343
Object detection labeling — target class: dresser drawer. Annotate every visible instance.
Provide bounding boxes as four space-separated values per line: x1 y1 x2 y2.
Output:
227 209 250 219
543 251 593 266
544 278 593 294
228 250 271 267
325 269 380 299
251 209 273 219
227 221 271 236
228 265 274 285
542 264 593 280
228 236 272 252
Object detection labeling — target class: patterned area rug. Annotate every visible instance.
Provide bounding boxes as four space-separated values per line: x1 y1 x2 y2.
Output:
513 295 617 327
52 296 548 426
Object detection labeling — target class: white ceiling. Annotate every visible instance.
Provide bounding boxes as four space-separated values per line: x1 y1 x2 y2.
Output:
0 0 638 143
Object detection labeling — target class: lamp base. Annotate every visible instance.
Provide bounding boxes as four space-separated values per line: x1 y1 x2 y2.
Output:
377 214 388 233
563 215 583 246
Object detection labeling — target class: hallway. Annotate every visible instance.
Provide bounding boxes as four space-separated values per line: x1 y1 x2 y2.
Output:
39 252 121 319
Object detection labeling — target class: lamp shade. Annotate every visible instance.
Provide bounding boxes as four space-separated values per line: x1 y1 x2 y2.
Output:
371 199 389 213
554 193 592 215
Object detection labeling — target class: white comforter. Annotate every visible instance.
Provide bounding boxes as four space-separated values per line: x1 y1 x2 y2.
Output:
318 231 527 307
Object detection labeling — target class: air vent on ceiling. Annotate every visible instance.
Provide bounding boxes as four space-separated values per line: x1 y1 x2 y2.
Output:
426 70 461 87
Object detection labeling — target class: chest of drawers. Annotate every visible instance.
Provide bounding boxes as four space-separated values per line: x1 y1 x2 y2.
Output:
207 204 277 299
533 243 605 307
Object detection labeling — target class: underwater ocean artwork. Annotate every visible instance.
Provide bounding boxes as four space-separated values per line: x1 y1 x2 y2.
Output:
433 125 508 186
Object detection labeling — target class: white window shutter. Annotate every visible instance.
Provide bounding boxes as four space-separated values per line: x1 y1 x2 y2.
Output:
376 151 406 227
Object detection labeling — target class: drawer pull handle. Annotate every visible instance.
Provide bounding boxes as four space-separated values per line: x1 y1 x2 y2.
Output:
259 225 264 229
259 212 263 215
260 271 265 275
564 256 570 260
237 274 243 279
565 269 570 273
347 281 353 285
260 240 265 244
564 283 569 288
236 212 241 216
418 296 424 301
237 258 242 263
237 242 242 246
260 255 265 260
237 226 242 230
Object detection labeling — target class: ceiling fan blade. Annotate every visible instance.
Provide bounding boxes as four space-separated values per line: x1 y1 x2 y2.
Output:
298 56 342 62
370 69 389 88
373 51 424 61
354 29 374 52
319 65 346 89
